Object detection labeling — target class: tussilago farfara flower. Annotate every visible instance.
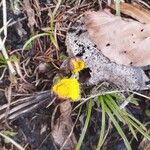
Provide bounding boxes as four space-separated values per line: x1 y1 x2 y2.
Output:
69 57 85 73
52 78 80 101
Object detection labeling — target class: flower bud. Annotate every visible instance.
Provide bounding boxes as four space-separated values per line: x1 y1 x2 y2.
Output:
69 57 85 73
52 78 80 101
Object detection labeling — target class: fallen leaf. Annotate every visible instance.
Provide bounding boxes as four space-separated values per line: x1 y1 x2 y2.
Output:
66 20 150 90
85 10 150 66
110 2 150 24
51 101 76 149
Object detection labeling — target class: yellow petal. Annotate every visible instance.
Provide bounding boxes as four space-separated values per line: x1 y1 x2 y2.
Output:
70 57 85 73
52 78 80 101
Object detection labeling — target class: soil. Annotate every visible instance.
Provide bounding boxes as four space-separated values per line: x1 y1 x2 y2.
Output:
0 0 149 150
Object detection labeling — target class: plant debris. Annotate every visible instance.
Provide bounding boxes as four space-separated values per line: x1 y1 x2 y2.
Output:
66 19 150 90
0 0 150 149
85 10 150 66
51 101 77 149
110 2 150 24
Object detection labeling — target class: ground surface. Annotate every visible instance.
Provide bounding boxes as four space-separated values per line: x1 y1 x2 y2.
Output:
0 0 150 150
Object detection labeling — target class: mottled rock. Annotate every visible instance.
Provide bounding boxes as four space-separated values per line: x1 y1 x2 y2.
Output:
66 20 150 90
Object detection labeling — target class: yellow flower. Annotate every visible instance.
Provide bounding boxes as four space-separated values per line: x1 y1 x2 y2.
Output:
69 57 85 73
52 78 80 101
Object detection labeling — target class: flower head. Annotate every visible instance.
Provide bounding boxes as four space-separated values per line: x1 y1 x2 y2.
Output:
69 57 85 73
52 78 80 101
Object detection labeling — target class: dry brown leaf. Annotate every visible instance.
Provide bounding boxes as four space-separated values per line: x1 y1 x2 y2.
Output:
85 10 150 66
51 101 76 150
23 0 37 32
110 2 150 24
66 19 150 90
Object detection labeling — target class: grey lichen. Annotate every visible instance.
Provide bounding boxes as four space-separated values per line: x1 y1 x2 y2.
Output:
66 20 150 90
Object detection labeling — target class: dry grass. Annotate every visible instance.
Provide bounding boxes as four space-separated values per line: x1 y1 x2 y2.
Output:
0 0 150 149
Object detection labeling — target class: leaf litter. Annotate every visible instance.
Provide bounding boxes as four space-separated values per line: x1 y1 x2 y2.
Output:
0 0 150 150
85 9 150 66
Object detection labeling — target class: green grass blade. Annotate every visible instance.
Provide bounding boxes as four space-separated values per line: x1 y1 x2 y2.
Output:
104 95 124 122
23 33 50 50
98 94 149 147
105 95 121 109
75 99 92 150
106 95 145 140
104 103 132 150
114 0 121 16
49 16 58 48
107 94 146 131
127 118 150 141
128 123 138 140
127 114 147 131
97 96 106 150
